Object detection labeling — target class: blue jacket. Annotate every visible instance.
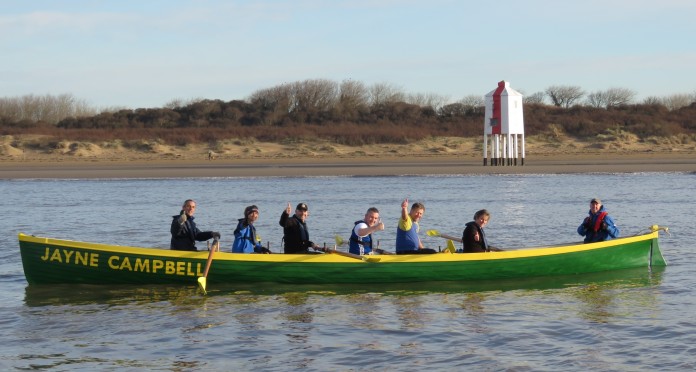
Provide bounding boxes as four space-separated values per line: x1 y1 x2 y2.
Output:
349 220 373 255
577 206 620 243
232 218 262 253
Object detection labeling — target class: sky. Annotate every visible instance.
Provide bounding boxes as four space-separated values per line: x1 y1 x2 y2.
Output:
1 0 695 109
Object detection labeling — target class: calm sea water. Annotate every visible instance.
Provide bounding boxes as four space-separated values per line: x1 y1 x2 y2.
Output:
1 172 695 370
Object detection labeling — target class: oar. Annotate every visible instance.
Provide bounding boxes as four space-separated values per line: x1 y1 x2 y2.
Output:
334 235 345 246
428 229 504 252
373 240 394 255
197 237 219 295
426 229 462 243
336 235 393 255
445 239 457 253
317 243 380 262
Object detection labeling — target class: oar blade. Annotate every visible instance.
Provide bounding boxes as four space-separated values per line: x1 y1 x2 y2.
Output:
363 256 381 262
197 276 208 295
334 235 345 246
446 239 457 253
426 229 440 237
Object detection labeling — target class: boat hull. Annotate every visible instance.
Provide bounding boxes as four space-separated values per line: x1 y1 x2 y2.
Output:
19 232 666 285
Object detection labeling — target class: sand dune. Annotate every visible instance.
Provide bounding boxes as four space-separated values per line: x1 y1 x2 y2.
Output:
1 134 695 179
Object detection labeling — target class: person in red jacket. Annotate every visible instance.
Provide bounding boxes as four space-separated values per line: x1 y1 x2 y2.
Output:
577 198 620 243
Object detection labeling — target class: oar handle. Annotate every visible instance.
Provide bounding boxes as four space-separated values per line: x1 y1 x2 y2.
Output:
202 238 218 277
440 234 463 243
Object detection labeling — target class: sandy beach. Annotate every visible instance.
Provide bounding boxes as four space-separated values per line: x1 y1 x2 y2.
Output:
2 153 695 179
2 135 695 178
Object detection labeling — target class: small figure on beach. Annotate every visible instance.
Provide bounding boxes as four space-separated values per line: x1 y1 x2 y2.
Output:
462 209 502 253
232 205 270 253
577 198 620 243
349 207 385 255
395 199 436 254
279 202 317 254
170 199 220 251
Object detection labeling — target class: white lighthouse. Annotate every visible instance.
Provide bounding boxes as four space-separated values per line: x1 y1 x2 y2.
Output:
483 80 525 166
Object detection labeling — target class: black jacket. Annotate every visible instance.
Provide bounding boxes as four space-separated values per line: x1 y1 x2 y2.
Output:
279 211 314 253
462 221 488 253
170 213 214 251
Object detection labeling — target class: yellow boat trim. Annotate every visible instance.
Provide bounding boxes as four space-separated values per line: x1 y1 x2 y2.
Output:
18 231 658 264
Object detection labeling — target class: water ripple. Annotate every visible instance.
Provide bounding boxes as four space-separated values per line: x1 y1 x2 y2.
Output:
2 174 696 370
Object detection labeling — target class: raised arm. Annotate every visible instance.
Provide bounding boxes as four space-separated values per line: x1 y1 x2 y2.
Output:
400 198 409 221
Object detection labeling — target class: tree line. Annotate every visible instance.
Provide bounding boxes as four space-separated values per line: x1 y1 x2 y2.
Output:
1 79 695 146
0 94 97 124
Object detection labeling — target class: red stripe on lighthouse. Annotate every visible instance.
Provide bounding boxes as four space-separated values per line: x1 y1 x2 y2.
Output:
491 81 505 135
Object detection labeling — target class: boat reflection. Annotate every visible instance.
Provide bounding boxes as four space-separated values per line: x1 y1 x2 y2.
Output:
24 266 665 307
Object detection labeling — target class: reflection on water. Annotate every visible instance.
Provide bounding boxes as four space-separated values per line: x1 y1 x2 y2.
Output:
571 284 615 323
24 266 665 307
393 295 428 330
5 173 694 370
460 292 486 318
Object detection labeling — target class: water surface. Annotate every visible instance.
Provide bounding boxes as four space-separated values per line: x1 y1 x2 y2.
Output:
1 173 695 370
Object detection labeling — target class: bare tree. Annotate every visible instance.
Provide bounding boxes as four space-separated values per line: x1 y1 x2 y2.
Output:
249 84 296 113
338 79 369 110
458 95 485 114
369 82 405 107
438 103 467 117
586 91 608 108
523 91 546 105
0 97 21 121
605 87 636 107
545 85 585 108
588 87 636 108
0 93 95 124
337 79 369 120
459 94 484 107
406 92 449 110
662 93 693 111
642 96 663 105
292 79 339 112
164 97 204 109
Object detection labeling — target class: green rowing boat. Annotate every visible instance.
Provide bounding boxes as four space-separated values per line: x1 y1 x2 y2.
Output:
18 227 667 286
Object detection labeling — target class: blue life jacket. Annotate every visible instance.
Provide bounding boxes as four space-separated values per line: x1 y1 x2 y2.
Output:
349 220 373 255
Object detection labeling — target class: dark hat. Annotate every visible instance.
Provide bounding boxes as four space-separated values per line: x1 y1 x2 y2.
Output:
244 205 259 216
296 203 308 211
590 198 602 205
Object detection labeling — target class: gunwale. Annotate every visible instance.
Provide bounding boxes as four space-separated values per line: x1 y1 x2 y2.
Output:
18 231 666 285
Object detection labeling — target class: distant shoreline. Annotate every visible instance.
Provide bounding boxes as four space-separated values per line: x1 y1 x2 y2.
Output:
2 153 694 179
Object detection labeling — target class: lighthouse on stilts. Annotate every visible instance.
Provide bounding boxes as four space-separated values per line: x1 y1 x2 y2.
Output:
483 81 525 166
